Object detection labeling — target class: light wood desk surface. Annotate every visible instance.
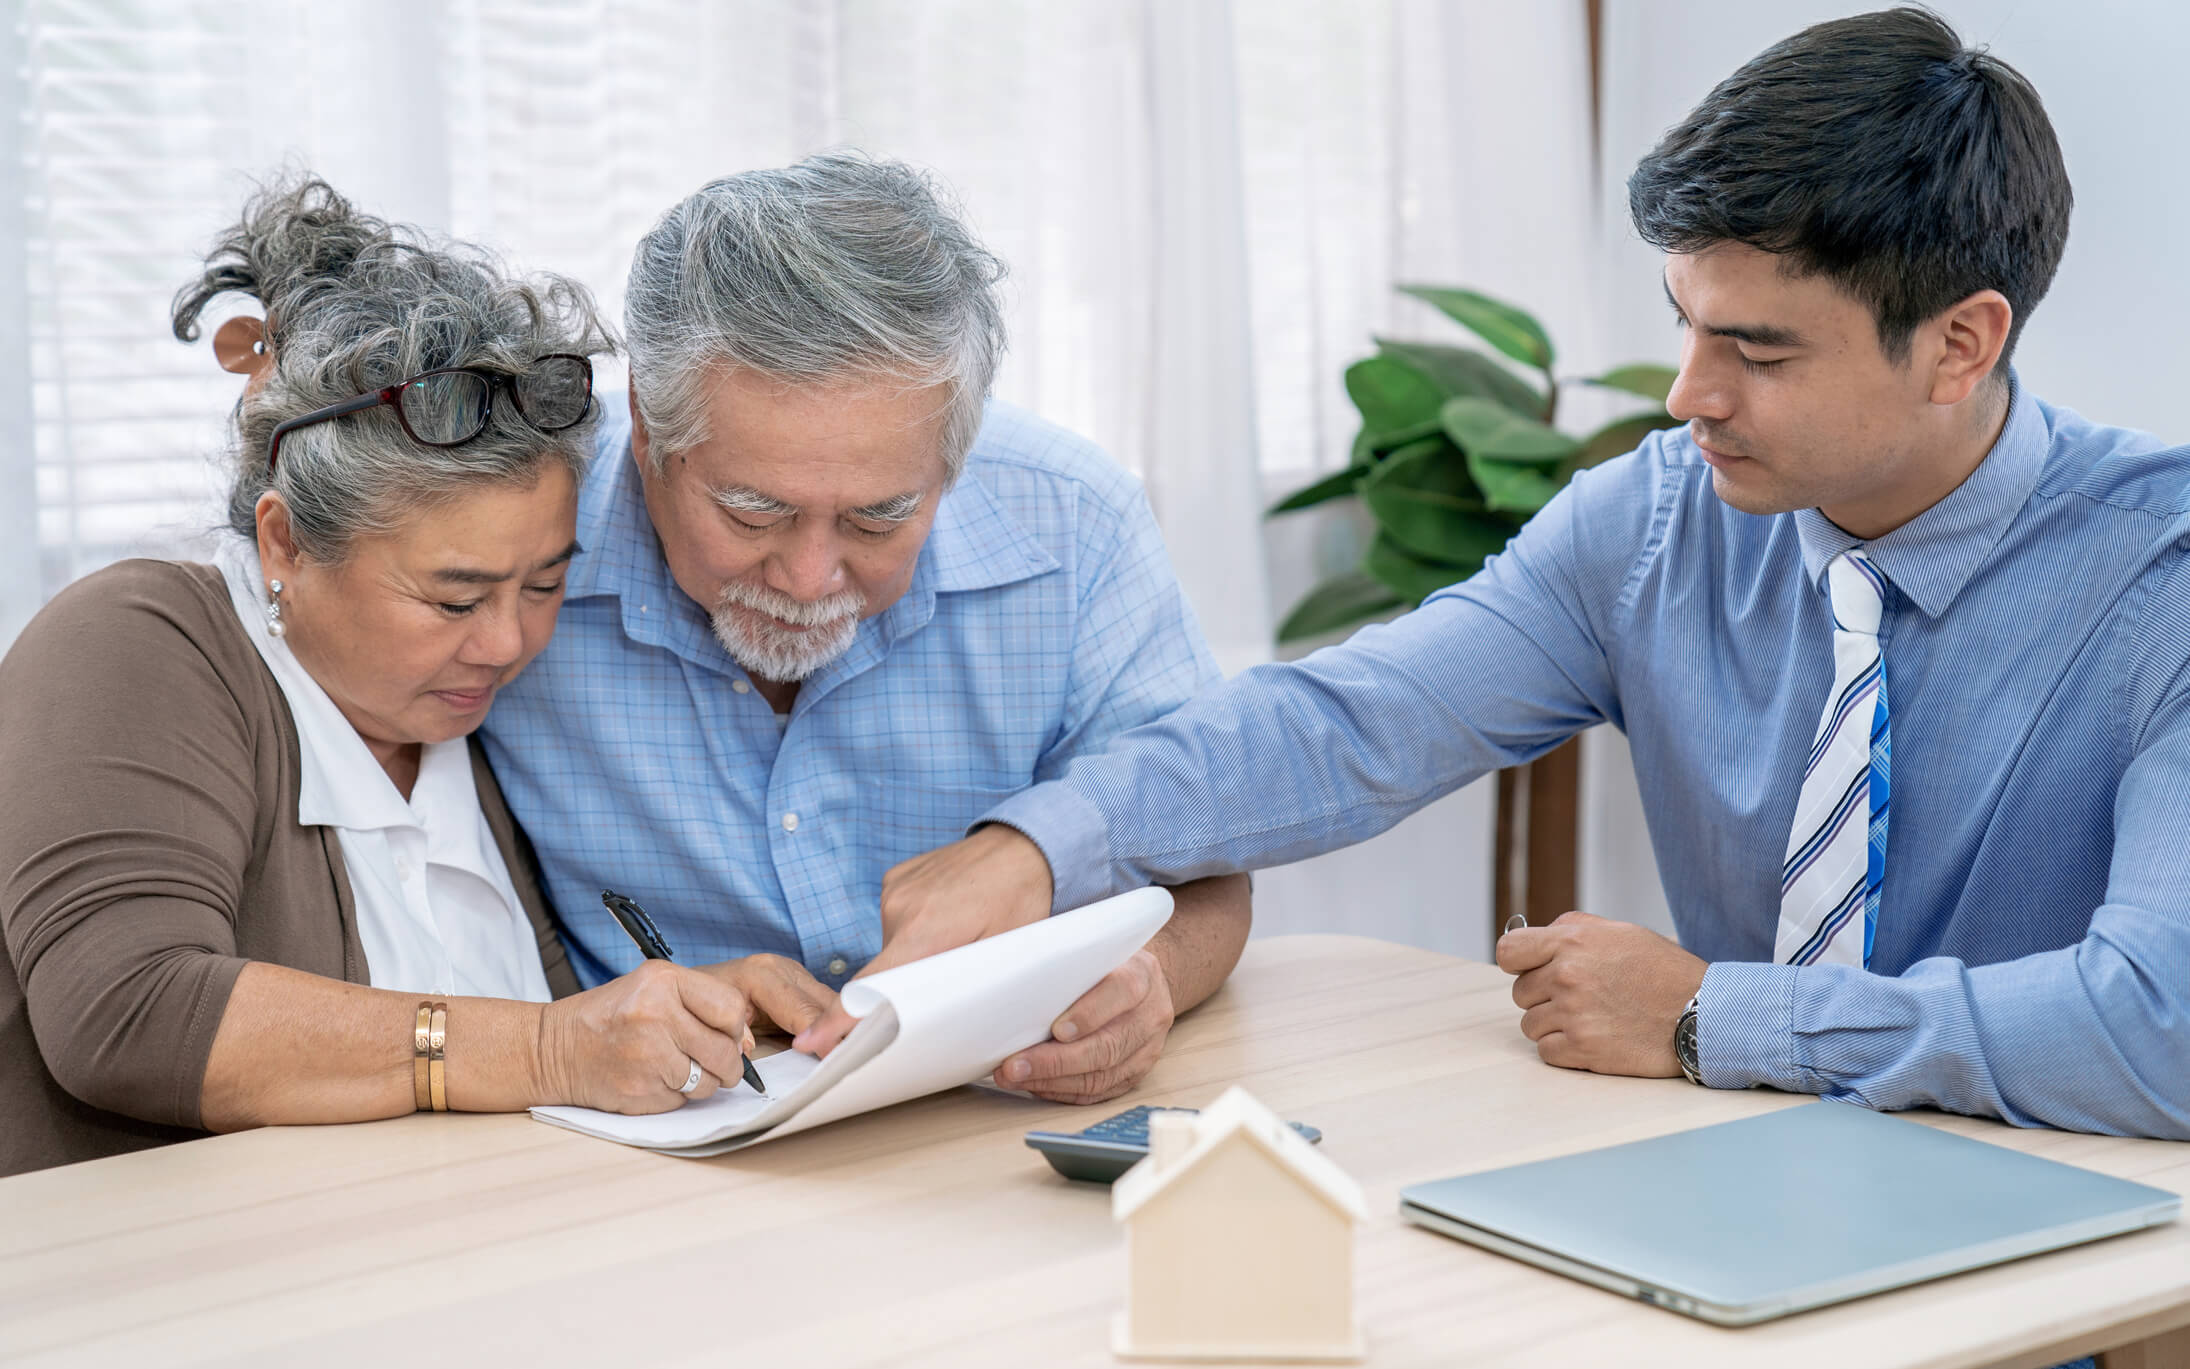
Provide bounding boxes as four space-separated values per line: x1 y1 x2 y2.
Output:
2 935 2186 1368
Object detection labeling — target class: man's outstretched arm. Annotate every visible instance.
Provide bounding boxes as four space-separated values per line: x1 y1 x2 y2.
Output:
790 449 1666 1096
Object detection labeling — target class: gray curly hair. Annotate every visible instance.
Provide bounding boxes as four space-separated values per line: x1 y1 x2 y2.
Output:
623 151 1006 483
173 175 616 560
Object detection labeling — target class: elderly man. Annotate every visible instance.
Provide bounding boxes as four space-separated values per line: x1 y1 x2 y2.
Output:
480 152 1248 1104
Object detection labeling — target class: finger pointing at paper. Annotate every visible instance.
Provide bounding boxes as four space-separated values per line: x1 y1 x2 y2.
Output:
792 825 1250 1107
698 953 836 1040
795 824 1056 1055
873 824 1058 975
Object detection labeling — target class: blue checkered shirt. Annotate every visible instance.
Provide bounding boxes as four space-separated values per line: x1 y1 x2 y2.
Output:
480 398 1218 990
990 375 2190 1139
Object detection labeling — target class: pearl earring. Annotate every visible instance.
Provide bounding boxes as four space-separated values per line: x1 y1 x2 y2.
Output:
266 580 286 639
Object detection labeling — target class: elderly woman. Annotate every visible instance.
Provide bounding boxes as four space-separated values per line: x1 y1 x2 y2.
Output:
0 179 832 1178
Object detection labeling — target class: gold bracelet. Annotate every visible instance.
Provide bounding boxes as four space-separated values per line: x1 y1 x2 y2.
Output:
413 1002 434 1112
428 1003 449 1112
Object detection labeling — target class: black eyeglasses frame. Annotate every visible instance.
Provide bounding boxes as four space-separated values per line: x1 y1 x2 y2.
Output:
264 353 594 472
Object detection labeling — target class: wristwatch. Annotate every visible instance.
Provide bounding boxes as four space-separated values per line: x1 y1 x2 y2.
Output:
1674 994 1704 1086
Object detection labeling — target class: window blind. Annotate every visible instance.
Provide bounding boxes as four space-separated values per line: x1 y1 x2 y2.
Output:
20 1 318 596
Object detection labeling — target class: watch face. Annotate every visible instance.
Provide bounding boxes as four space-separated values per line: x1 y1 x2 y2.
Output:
1676 1009 1702 1083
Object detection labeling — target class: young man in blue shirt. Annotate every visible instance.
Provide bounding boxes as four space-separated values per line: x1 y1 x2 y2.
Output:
481 153 1250 1106
838 8 2190 1141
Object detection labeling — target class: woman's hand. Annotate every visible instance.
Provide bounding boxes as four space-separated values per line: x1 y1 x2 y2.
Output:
696 954 837 1038
535 960 761 1114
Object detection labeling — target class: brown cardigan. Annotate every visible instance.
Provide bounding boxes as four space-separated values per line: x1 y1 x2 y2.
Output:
0 559 580 1178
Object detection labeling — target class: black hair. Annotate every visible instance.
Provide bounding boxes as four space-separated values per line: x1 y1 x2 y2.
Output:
1628 6 2071 372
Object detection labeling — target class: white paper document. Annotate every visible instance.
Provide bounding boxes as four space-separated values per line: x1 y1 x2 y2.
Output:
530 887 1174 1157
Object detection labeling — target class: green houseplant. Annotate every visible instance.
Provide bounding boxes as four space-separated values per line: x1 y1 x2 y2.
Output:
1270 285 1682 642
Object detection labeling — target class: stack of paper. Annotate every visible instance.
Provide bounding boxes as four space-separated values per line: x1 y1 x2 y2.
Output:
531 887 1174 1156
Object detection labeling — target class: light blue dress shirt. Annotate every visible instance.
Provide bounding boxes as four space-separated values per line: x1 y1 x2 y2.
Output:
989 378 2190 1139
481 398 1218 990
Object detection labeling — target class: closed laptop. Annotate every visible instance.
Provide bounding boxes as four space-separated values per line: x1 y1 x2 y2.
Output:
1400 1100 2180 1326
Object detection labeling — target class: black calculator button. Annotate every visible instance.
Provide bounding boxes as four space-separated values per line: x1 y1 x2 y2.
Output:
1025 1104 1313 1185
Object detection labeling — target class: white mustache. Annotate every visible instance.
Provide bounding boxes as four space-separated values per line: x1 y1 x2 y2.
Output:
714 581 864 626
708 580 867 683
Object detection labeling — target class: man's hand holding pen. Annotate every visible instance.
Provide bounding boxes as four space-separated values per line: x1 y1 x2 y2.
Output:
1497 911 1706 1078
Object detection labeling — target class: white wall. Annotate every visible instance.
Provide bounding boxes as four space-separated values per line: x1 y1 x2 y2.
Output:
1583 0 2190 943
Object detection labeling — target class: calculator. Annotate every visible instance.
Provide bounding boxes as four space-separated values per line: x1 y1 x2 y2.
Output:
1024 1103 1324 1184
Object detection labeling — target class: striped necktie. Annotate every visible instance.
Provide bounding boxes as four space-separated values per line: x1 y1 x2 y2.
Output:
1776 549 1890 968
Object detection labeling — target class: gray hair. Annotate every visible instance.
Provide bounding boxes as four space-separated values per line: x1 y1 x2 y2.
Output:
623 151 1006 483
173 175 616 561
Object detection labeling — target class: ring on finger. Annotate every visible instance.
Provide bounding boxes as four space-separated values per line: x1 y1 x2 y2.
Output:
678 1057 704 1094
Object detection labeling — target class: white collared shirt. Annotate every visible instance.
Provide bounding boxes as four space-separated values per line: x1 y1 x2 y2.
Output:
215 539 552 1003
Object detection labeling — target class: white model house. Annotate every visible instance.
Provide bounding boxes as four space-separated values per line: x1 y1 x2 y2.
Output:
1111 1087 1366 1361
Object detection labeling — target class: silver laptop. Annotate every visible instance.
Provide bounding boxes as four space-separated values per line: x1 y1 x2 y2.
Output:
1399 1100 2179 1326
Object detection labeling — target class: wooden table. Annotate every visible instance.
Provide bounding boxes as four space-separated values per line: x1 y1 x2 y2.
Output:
2 935 2186 1368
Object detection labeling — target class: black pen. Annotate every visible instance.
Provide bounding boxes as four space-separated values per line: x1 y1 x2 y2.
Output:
600 889 770 1098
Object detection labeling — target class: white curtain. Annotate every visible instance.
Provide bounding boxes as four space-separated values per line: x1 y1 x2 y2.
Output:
1232 0 1604 957
4 0 1602 960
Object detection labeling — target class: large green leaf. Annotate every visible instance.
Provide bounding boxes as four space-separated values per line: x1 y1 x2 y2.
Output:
1466 452 1564 514
1351 416 1447 466
1268 464 1364 515
1372 338 1547 419
1360 438 1506 563
1275 571 1407 643
1440 396 1580 465
1343 355 1446 432
1587 364 1679 404
1397 285 1555 372
1368 493 1515 570
1334 416 1446 493
1569 410 1683 474
1364 435 1479 502
1364 531 1486 603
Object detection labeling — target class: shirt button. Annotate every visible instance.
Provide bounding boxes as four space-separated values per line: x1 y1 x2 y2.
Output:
732 679 751 694
827 956 849 976
781 811 800 832
394 857 415 881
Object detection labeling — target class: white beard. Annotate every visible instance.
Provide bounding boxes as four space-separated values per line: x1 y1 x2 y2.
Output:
709 580 866 683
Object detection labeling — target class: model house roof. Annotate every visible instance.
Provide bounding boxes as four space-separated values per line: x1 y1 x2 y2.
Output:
1112 1086 1367 1222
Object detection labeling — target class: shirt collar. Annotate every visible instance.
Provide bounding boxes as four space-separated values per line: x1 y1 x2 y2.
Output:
921 464 1061 594
212 538 440 834
408 738 500 881
564 401 666 606
1793 370 2048 618
784 471 1061 705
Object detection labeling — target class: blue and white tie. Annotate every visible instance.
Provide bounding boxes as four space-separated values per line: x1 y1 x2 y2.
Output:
1776 549 1890 968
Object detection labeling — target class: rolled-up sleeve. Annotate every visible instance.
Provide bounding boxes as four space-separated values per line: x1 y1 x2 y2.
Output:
0 569 256 1128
